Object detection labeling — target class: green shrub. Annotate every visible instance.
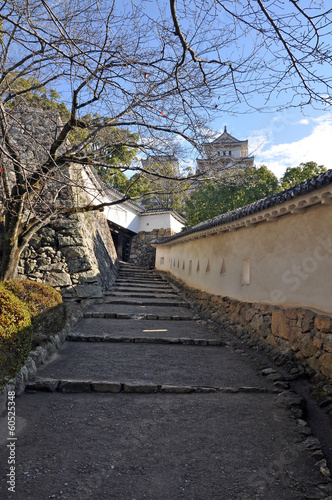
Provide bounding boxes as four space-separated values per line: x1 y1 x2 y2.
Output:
4 280 66 347
0 284 32 390
4 279 62 316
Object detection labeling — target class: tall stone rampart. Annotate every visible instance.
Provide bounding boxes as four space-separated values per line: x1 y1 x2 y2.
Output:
0 108 118 295
18 210 118 299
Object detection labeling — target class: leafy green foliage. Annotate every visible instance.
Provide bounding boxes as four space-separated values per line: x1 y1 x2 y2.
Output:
4 280 66 348
96 167 131 192
128 162 190 211
68 115 139 189
4 74 70 121
0 280 66 389
0 284 32 389
4 279 63 317
185 166 279 226
125 173 151 199
280 161 326 189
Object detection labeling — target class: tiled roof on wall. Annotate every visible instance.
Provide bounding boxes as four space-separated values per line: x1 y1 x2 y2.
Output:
155 169 332 244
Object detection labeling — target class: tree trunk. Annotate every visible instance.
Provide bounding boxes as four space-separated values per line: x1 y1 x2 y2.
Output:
0 235 22 281
0 209 24 281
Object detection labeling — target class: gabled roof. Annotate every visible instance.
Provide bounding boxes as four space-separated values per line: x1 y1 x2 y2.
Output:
211 126 246 145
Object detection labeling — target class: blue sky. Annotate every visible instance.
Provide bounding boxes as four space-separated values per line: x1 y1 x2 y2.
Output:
212 107 332 180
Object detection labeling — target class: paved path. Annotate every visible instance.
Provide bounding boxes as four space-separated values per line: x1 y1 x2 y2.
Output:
1 263 331 499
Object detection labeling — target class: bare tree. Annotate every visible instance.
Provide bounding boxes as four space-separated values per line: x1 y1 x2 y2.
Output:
0 0 331 279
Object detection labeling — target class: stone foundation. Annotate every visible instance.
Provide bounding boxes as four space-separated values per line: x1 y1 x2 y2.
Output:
160 272 332 383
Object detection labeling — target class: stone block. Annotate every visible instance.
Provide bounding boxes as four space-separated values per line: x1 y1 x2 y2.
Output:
312 336 324 349
58 235 84 247
323 334 332 353
28 379 60 392
15 366 29 395
45 343 57 357
301 310 315 332
74 284 103 299
318 352 332 379
29 349 43 366
306 355 321 374
315 315 332 332
271 309 291 340
44 271 72 287
194 387 217 393
297 334 319 358
244 307 255 322
160 385 194 393
36 346 48 364
25 358 37 378
287 327 302 348
67 257 92 274
284 309 298 320
61 246 87 259
58 380 92 392
61 286 77 298
274 391 306 415
250 314 263 331
91 381 122 393
123 383 158 393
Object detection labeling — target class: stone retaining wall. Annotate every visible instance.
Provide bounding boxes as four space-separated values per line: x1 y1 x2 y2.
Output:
161 272 332 383
129 228 174 267
18 211 118 299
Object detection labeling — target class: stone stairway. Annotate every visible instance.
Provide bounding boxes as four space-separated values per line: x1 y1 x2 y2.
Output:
3 262 331 499
29 262 240 391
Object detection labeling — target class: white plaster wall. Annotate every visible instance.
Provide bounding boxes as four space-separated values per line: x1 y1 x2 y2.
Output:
232 149 241 158
155 204 332 314
139 213 184 233
104 203 140 233
169 214 185 233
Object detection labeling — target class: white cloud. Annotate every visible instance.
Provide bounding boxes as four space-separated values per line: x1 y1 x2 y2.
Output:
254 113 332 178
248 130 271 157
296 118 310 125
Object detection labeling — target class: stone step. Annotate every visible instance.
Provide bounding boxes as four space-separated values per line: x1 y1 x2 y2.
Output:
109 288 174 294
26 378 271 395
110 284 174 291
118 267 159 276
84 311 196 320
67 333 225 346
69 318 222 340
105 291 176 297
108 292 178 299
102 298 190 307
32 343 275 389
115 278 166 284
118 263 150 269
117 269 161 278
85 303 196 318
113 283 169 288
118 266 153 270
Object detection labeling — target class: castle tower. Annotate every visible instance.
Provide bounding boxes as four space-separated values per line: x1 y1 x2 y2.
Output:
196 126 254 176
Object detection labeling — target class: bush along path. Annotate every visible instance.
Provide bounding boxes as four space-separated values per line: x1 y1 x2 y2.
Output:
1 262 332 499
